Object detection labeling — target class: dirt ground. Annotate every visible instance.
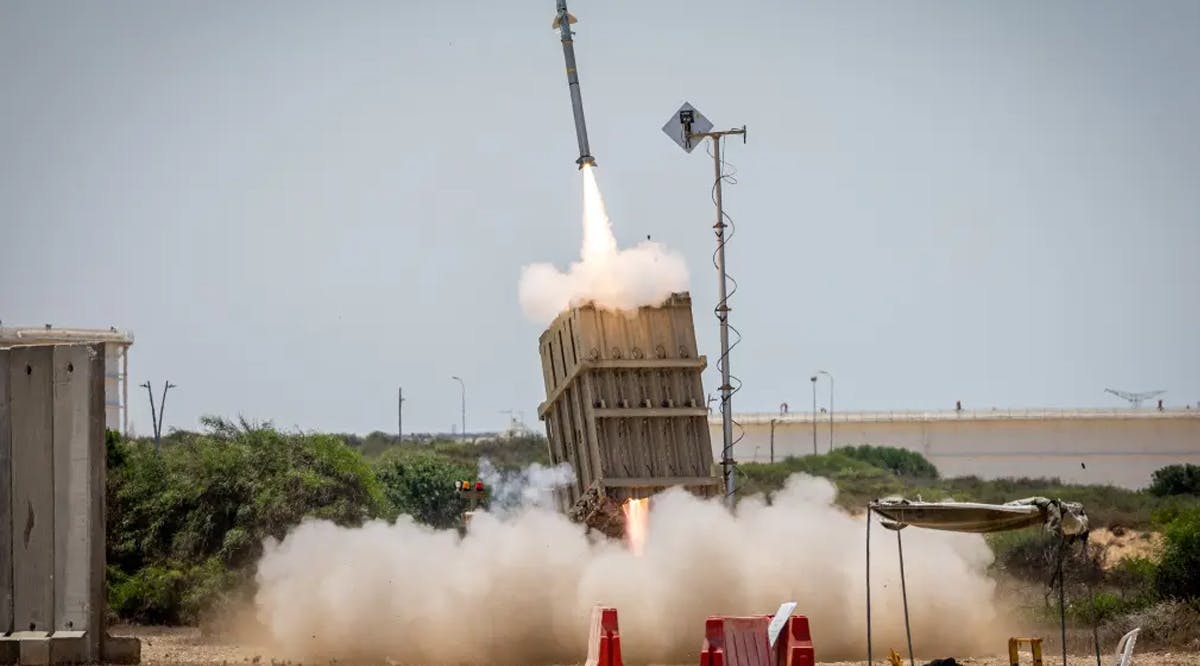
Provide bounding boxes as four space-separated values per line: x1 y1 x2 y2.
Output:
116 625 1198 666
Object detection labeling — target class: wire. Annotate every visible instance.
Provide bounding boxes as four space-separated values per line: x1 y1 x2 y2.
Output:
707 134 746 501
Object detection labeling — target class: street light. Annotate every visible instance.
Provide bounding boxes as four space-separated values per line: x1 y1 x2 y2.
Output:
809 375 818 455
451 376 466 442
140 380 176 452
817 370 834 452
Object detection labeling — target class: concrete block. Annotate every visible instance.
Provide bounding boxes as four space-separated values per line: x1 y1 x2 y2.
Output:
6 632 49 666
0 349 12 635
0 634 18 665
100 635 141 665
46 632 87 664
51 347 102 661
9 348 55 633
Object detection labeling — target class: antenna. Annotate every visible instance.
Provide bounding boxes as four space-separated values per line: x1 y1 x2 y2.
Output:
663 102 746 508
1105 388 1165 408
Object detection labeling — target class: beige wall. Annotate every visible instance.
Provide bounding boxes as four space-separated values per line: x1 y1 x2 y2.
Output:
711 411 1200 489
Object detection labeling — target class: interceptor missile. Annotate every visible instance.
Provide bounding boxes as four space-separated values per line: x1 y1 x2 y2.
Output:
553 0 596 169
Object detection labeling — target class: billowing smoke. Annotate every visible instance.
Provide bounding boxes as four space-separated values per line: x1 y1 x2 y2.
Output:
254 475 1009 664
519 166 689 323
477 457 573 516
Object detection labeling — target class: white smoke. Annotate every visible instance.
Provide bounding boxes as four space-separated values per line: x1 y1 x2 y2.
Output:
477 457 574 516
253 475 1008 664
518 166 689 323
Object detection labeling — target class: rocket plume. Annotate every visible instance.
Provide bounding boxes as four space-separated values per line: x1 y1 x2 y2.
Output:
253 474 1009 664
519 165 689 323
622 497 650 556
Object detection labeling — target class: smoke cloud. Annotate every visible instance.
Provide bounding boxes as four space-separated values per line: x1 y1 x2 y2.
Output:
254 475 1008 664
519 166 689 323
477 457 573 516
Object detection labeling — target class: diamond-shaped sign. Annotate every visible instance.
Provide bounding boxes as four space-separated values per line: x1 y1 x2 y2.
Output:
662 102 713 153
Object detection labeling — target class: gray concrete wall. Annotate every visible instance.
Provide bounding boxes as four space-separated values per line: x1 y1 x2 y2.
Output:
713 410 1200 489
0 349 12 635
9 346 56 634
0 344 137 664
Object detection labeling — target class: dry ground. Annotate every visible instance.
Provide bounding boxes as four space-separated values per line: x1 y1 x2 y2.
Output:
116 625 1197 666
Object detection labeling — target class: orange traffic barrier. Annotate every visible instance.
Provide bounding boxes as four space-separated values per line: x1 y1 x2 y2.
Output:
584 606 622 666
775 615 815 666
698 616 772 666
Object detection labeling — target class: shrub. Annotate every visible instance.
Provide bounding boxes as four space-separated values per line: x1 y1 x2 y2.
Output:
375 451 474 529
1149 464 1200 497
838 445 939 479
1155 506 1200 600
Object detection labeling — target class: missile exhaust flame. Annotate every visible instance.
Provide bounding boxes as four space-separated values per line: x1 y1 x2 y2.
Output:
622 497 650 556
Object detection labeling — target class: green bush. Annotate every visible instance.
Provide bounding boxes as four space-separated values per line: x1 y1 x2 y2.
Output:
375 451 474 528
1149 464 1200 497
1155 506 1200 600
838 445 939 479
106 418 387 623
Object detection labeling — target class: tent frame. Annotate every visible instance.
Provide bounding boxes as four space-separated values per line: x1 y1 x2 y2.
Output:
864 498 1098 666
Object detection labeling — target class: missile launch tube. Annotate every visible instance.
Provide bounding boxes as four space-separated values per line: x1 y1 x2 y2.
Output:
555 0 595 168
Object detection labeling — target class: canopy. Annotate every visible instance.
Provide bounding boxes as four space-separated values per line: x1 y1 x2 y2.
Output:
869 496 1089 535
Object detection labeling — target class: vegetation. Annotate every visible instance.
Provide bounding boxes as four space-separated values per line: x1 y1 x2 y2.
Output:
1148 463 1200 497
107 422 1200 636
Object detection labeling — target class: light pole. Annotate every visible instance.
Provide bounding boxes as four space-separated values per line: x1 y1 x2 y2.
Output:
140 381 158 450
769 418 778 464
817 370 834 452
451 376 466 442
398 386 405 442
141 380 176 452
809 375 818 455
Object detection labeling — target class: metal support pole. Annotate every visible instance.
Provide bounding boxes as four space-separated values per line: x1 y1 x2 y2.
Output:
810 375 818 455
817 369 834 451
866 506 873 666
141 382 158 451
769 419 777 464
898 529 915 666
398 386 404 442
712 135 735 506
452 376 466 442
157 381 175 449
1058 539 1068 666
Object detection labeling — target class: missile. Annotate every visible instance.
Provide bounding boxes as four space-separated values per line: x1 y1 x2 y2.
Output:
553 0 596 169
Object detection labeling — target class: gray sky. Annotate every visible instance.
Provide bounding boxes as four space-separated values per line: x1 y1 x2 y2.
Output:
2 1 1198 435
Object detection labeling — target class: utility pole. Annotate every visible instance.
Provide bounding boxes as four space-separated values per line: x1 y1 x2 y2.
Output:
140 381 158 450
809 375 818 455
141 380 176 452
398 387 405 442
663 102 746 507
451 376 466 442
817 369 834 452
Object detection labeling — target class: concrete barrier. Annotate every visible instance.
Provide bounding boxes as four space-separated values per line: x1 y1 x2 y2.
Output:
0 344 139 664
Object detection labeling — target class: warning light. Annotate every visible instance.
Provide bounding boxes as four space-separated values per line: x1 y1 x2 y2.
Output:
475 481 484 491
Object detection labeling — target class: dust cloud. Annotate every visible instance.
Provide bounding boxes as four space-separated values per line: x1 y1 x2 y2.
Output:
253 475 1009 664
518 165 688 323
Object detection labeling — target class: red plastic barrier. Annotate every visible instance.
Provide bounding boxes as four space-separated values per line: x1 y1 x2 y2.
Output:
584 606 623 666
699 616 772 666
775 615 815 666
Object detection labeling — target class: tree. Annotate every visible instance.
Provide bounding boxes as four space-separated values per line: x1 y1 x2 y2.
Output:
1149 464 1200 497
1155 506 1200 600
375 452 473 529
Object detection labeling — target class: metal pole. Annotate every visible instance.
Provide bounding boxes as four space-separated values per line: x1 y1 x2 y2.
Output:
712 135 735 506
122 348 129 435
1058 538 1068 666
141 382 158 452
898 529 915 666
398 386 404 442
866 506 873 666
157 381 175 449
452 376 466 442
810 376 818 455
769 419 777 464
818 370 834 451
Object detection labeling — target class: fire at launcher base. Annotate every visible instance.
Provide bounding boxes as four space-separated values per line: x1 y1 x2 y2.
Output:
535 292 719 538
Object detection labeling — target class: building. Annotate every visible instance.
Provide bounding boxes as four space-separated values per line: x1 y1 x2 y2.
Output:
710 407 1200 490
0 325 133 434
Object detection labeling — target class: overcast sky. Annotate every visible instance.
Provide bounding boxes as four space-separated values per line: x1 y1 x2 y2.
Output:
2 1 1197 435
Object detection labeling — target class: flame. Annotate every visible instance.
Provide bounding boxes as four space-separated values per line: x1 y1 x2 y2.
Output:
622 497 650 556
580 164 617 264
